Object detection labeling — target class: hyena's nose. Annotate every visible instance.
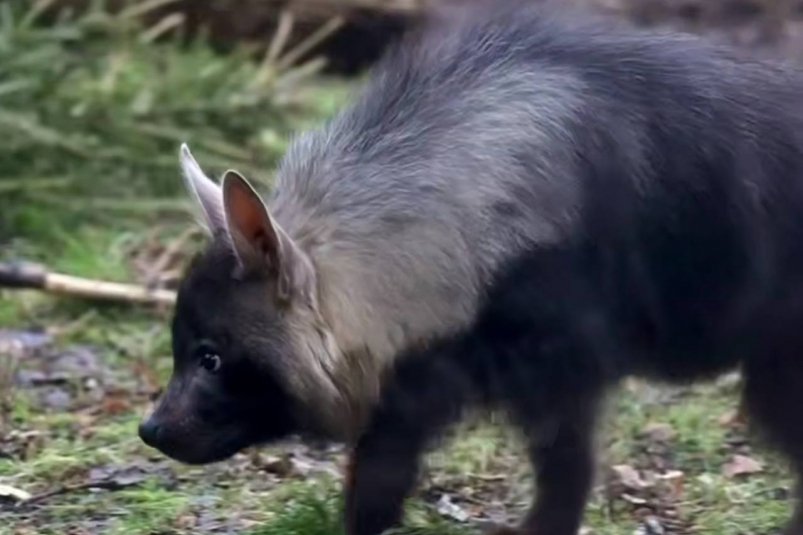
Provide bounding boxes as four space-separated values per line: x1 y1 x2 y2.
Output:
138 418 163 448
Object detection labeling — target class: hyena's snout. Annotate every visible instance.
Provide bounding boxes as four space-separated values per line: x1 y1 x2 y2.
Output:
138 414 164 449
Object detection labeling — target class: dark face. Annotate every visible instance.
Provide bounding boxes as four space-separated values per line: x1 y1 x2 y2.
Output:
138 241 300 465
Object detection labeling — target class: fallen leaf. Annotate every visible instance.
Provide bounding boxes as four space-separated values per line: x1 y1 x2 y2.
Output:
259 454 296 478
718 405 748 428
656 470 686 500
611 464 651 490
0 483 31 502
621 492 649 505
436 493 470 522
88 464 148 487
723 454 764 478
100 392 132 416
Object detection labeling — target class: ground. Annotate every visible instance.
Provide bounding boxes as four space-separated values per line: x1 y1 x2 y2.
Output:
1 293 796 534
0 1 801 534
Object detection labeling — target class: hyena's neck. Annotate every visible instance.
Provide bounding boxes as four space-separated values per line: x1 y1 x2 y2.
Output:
298 230 486 441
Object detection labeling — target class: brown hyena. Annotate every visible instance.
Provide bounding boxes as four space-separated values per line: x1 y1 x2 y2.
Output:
140 1 803 534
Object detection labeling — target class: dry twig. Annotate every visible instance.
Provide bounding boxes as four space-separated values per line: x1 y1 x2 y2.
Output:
0 261 176 306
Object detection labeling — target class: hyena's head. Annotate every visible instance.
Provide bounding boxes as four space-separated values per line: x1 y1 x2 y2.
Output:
138 145 342 465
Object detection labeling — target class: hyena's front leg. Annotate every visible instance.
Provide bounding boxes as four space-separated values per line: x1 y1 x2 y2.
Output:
344 437 421 535
344 341 476 535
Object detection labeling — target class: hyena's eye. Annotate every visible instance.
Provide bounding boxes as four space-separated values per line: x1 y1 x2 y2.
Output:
195 343 222 373
200 352 221 373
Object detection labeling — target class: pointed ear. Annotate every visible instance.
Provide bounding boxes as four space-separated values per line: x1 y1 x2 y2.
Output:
222 170 315 303
180 143 225 233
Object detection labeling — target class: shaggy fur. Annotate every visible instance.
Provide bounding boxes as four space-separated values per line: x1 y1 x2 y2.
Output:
342 3 803 535
142 0 612 456
139 1 803 532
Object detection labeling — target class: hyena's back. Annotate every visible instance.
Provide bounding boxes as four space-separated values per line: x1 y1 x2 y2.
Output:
338 9 803 535
270 7 596 370
271 2 803 376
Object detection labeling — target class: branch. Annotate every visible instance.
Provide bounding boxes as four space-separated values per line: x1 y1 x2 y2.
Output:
0 261 176 306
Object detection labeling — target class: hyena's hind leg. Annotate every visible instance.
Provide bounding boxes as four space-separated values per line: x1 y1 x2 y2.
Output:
742 313 803 535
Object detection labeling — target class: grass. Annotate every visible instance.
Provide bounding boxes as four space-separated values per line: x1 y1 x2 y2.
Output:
2 259 796 535
0 0 352 242
0 2 798 534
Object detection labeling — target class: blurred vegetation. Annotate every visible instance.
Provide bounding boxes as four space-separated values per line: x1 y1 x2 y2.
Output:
0 0 350 243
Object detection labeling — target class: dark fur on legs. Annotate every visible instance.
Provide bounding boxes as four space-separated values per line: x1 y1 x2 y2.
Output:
347 248 619 535
346 337 480 535
517 408 598 535
346 245 803 535
139 0 803 531
742 292 803 535
340 0 803 530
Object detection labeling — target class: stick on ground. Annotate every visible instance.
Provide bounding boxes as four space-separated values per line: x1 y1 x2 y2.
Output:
0 261 176 306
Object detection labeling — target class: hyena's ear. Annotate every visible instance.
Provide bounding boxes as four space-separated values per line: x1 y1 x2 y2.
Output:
222 170 316 304
179 143 225 233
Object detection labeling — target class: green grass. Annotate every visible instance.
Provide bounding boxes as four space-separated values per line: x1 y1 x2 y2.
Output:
3 277 797 535
245 482 476 535
0 0 352 243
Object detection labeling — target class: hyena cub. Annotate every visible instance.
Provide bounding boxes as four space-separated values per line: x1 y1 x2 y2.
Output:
139 1 803 534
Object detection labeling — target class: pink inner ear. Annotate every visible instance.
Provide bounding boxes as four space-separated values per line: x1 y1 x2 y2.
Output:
226 180 261 236
224 173 282 269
